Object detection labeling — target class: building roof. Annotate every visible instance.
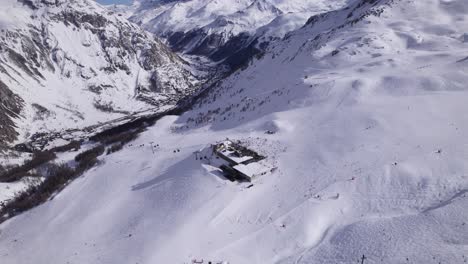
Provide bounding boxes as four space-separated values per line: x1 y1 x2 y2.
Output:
222 152 254 164
233 162 271 180
215 140 255 164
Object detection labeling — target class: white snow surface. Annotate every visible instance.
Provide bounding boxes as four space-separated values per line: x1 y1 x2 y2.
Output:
1 0 468 263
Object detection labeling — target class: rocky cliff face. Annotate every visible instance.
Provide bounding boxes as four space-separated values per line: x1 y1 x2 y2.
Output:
0 0 199 147
0 80 23 150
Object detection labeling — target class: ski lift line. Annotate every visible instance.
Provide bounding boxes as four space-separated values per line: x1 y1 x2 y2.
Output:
137 142 208 151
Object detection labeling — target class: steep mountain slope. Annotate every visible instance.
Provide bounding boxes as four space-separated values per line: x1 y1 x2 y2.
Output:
0 0 198 148
2 0 468 263
127 0 349 69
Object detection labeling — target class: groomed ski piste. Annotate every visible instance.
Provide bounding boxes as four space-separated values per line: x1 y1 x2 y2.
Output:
1 0 468 263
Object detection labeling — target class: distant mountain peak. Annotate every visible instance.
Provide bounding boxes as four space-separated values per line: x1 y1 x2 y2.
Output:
248 0 282 14
125 0 348 69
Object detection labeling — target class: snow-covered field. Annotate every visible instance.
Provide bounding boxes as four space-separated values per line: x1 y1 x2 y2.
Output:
1 0 468 263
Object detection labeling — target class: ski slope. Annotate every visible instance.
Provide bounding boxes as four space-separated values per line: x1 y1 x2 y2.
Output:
1 0 468 263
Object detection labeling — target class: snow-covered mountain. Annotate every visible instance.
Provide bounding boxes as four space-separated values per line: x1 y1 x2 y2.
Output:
127 0 349 69
0 0 198 148
2 0 468 263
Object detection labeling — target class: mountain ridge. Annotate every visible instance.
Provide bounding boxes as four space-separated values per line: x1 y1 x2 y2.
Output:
126 0 349 69
0 0 199 148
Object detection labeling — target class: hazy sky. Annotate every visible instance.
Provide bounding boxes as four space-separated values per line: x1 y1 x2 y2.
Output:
95 0 133 5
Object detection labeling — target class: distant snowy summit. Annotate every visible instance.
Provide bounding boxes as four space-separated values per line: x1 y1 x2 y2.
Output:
123 0 349 69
